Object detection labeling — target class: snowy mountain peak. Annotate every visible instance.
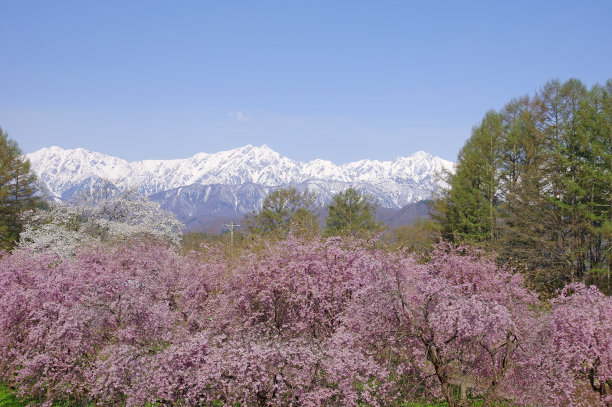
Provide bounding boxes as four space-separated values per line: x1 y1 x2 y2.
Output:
409 150 430 158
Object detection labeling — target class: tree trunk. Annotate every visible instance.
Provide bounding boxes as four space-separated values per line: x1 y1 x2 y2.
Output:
440 381 460 407
425 341 460 407
460 374 468 405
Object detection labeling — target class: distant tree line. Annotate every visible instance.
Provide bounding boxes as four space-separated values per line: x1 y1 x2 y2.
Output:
433 78 612 294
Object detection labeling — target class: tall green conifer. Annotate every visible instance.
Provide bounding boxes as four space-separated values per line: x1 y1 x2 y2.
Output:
433 111 502 245
0 128 40 250
324 188 382 237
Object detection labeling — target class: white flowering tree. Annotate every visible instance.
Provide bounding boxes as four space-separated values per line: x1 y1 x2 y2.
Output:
19 191 183 256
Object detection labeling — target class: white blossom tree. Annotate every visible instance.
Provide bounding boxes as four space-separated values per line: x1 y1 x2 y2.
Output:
19 190 183 256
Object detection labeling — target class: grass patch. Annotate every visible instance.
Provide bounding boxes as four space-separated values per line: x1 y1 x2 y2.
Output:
0 384 29 407
0 384 515 407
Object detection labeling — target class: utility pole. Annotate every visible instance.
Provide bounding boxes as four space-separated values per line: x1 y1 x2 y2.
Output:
224 222 240 252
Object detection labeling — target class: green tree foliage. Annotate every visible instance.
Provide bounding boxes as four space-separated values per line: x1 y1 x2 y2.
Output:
324 187 383 237
381 217 439 254
433 79 612 294
0 128 40 250
433 111 503 245
250 187 320 237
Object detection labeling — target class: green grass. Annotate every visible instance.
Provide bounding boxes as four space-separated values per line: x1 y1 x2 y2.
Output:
0 384 514 407
0 384 29 407
401 401 514 407
0 384 95 407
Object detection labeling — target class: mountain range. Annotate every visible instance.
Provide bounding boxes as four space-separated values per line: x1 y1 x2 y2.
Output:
26 145 454 231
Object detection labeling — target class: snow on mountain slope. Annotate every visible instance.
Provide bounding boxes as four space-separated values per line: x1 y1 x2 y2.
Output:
26 145 454 211
27 146 132 199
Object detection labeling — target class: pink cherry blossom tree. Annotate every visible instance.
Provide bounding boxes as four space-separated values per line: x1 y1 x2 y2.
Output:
343 243 539 407
513 283 612 407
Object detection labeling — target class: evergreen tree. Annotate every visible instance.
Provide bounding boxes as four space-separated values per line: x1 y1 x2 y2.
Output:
574 81 612 289
433 79 611 294
324 188 383 237
0 128 40 250
496 93 566 291
433 111 502 245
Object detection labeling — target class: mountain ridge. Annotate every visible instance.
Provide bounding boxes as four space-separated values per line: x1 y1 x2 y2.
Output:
26 145 454 228
27 145 453 199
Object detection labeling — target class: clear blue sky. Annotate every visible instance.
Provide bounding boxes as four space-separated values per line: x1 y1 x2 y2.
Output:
1 0 610 163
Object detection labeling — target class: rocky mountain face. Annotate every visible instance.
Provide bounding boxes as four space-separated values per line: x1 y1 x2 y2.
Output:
26 145 453 230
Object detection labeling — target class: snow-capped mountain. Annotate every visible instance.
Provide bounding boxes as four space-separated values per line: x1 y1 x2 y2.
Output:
26 145 454 226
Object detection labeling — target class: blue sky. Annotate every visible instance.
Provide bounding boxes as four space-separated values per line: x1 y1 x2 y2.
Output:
1 0 610 163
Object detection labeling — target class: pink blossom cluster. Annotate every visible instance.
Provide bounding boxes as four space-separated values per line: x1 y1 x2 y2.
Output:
0 238 610 406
